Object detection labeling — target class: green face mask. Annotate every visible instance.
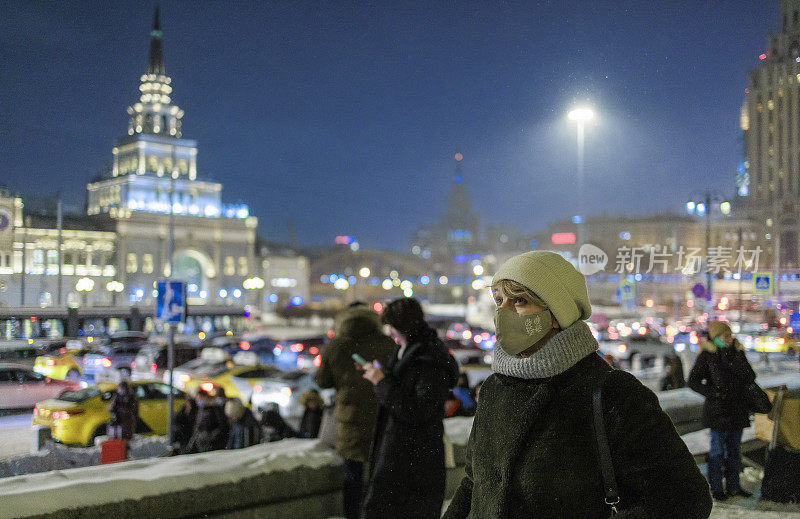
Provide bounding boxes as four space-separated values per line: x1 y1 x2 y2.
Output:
494 307 554 356
713 336 729 348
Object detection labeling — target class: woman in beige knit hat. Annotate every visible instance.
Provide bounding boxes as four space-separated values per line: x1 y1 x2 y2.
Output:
443 251 712 519
688 320 756 501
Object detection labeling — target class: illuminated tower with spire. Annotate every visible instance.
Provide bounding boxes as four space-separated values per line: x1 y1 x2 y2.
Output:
86 7 248 220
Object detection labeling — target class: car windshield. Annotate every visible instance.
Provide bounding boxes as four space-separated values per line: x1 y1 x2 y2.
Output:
56 388 102 403
280 370 309 381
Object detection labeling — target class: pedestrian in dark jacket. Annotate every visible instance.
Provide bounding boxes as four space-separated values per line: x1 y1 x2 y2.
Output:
108 380 138 440
315 303 395 519
360 297 460 519
444 251 712 519
173 394 197 453
688 321 756 501
260 403 297 442
298 389 325 438
186 389 229 453
661 353 686 391
225 398 261 449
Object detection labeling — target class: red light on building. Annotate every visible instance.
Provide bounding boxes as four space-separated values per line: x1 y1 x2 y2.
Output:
551 232 576 245
454 153 463 161
745 88 750 94
335 235 354 245
759 53 767 60
239 341 251 351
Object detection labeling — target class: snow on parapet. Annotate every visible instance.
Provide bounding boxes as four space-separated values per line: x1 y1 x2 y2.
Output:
1 439 341 518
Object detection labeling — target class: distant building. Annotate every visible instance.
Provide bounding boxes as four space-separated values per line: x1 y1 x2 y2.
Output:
0 9 310 312
741 0 800 269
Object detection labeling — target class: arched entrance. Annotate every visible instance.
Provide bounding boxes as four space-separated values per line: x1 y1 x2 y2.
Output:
172 250 215 298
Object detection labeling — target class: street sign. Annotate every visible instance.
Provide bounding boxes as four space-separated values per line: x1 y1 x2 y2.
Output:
156 280 187 323
691 283 706 299
790 312 800 330
753 272 774 295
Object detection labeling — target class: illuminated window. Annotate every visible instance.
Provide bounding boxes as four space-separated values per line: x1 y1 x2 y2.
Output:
238 257 248 276
32 250 44 267
47 250 59 266
142 254 154 274
126 253 138 273
224 256 235 276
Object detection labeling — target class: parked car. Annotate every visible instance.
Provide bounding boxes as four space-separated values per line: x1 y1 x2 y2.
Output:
165 347 231 390
0 341 47 367
273 336 328 371
81 344 143 379
598 330 671 368
753 332 800 354
250 369 334 419
185 363 283 404
131 342 202 381
0 363 81 410
32 380 185 446
33 350 83 380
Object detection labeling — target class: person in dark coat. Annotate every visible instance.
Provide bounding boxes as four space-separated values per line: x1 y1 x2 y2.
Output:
661 353 686 391
688 321 756 501
224 398 261 449
173 393 198 453
108 380 139 440
186 388 229 453
298 389 325 438
360 297 460 519
259 403 297 442
444 251 712 519
315 303 396 519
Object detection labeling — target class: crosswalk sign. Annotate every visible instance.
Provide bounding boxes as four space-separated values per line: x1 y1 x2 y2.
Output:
156 280 187 323
753 272 774 295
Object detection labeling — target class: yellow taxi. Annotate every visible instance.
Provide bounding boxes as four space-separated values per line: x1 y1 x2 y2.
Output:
32 380 185 446
185 363 282 405
754 333 800 354
33 350 83 381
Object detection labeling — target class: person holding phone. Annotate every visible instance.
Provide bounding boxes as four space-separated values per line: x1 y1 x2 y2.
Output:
359 297 459 519
315 302 395 519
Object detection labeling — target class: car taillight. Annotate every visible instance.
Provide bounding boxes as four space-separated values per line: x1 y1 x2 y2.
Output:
131 361 137 369
150 363 157 373
52 410 84 420
240 341 251 351
83 358 88 364
290 343 304 353
200 382 215 392
309 346 319 355
313 354 321 367
33 407 39 416
280 387 292 397
101 358 112 367
59 348 66 354
46 359 55 367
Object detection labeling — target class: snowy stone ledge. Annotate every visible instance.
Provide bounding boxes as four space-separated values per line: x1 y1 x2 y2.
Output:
1 439 343 519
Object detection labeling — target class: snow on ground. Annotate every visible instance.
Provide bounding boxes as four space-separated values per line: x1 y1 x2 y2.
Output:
1 439 339 518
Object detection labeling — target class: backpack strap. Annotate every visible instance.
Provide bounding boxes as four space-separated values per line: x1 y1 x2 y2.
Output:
593 369 620 515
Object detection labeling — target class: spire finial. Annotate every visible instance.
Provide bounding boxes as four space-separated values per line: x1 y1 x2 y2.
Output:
147 5 165 75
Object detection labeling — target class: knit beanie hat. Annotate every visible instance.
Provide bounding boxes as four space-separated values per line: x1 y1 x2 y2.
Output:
708 321 731 340
492 251 592 328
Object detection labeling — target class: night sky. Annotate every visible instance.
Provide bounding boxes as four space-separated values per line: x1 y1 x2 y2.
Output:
0 1 778 250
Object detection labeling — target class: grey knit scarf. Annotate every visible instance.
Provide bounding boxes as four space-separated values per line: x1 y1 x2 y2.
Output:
491 320 599 379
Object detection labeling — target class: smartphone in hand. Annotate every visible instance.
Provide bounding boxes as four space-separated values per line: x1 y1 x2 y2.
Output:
352 353 368 365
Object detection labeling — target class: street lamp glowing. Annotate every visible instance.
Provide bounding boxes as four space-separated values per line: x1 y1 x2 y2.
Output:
568 107 595 122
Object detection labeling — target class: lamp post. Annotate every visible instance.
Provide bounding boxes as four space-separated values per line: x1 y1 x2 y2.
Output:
568 107 595 246
106 280 124 306
685 191 731 311
75 277 94 308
